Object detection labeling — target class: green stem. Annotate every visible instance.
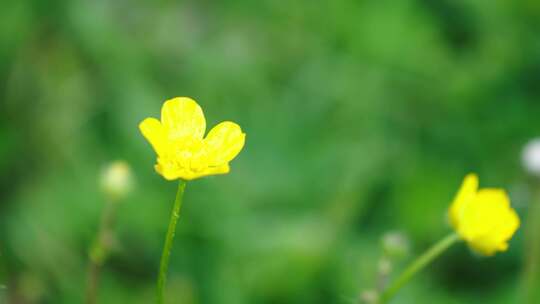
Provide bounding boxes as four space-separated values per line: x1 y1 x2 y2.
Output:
156 180 187 304
379 232 460 303
85 198 118 304
523 181 540 303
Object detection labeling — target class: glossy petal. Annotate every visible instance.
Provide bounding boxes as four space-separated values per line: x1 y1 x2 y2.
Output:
204 121 246 166
139 118 168 156
449 173 478 229
161 97 206 140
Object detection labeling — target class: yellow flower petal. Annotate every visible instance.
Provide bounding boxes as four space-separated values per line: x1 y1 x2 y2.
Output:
199 164 231 179
459 189 509 237
204 121 246 166
157 164 230 181
140 97 245 181
155 162 181 181
139 118 168 156
467 206 519 256
467 190 519 256
161 97 206 140
449 173 478 229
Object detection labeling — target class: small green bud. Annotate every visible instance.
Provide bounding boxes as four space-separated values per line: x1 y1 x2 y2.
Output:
381 231 410 259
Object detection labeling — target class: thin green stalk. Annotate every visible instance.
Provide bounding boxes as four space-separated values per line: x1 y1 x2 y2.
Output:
157 180 187 304
86 198 118 304
379 232 460 303
523 180 540 303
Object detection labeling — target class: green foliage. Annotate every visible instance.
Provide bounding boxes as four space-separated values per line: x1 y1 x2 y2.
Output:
1 0 539 303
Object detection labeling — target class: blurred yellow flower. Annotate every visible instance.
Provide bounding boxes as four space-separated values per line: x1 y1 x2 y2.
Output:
139 97 245 181
449 174 520 256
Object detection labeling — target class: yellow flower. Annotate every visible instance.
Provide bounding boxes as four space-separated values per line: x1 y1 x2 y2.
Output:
139 97 245 181
449 174 520 256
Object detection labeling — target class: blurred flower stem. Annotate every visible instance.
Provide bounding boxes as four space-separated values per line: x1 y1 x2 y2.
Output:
157 180 187 304
523 180 540 303
86 161 132 304
85 197 120 304
379 233 460 303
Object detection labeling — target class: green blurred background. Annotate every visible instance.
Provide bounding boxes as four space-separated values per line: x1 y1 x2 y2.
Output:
1 0 540 303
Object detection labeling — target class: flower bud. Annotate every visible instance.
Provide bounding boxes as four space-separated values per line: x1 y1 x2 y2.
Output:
381 231 410 259
100 161 133 200
360 290 379 304
449 174 519 256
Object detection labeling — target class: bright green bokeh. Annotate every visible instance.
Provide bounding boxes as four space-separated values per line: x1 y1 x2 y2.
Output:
1 0 539 303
